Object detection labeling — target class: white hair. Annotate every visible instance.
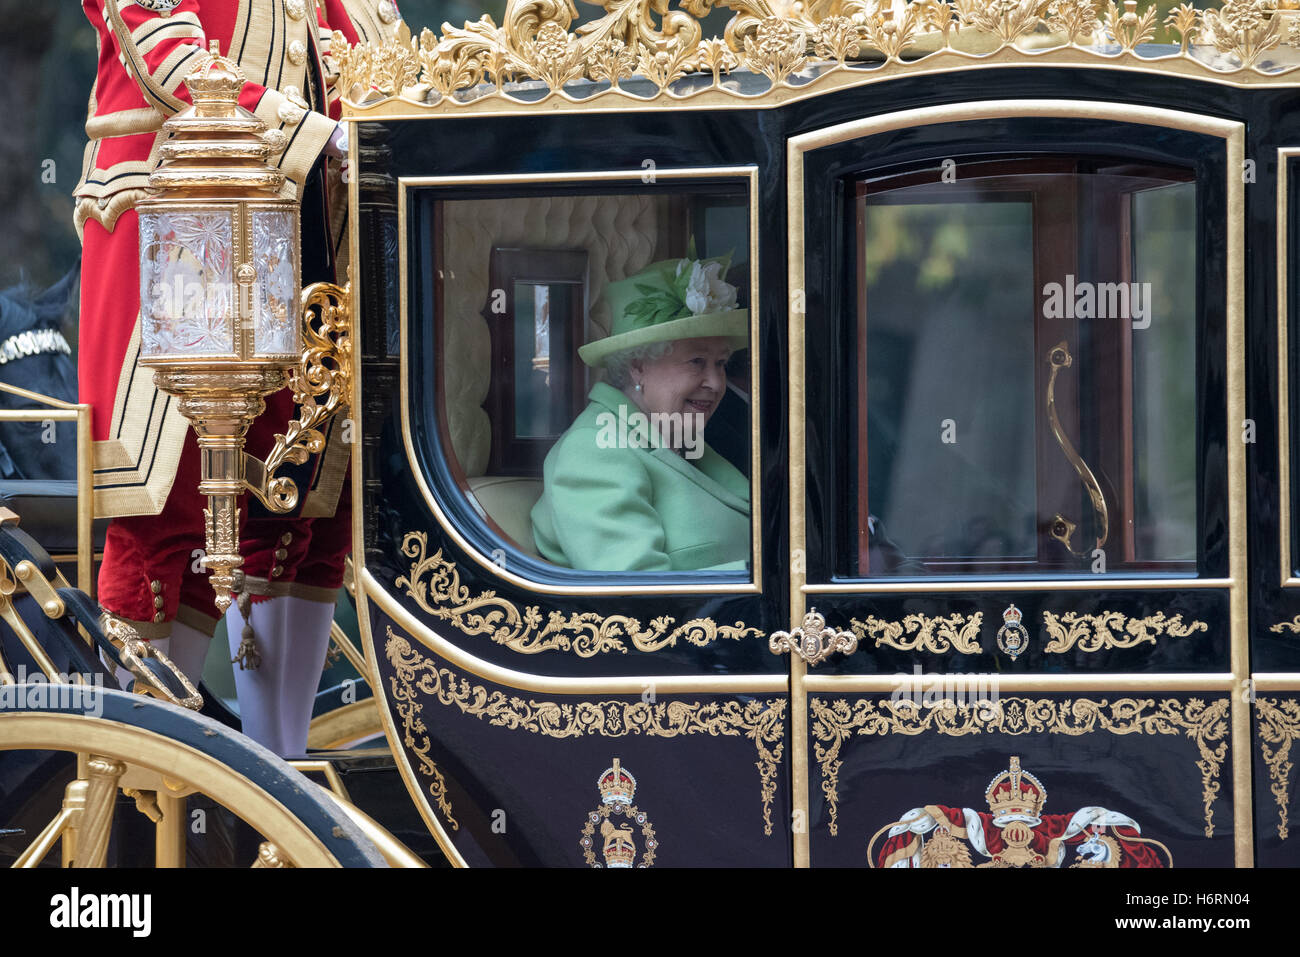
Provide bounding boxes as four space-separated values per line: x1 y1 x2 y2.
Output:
602 340 674 389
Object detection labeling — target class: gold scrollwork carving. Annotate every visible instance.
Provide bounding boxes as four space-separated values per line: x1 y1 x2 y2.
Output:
810 696 1228 838
850 612 983 654
332 0 1296 111
1041 610 1208 653
386 635 460 831
250 282 352 513
1269 615 1300 634
384 627 787 834
1255 697 1300 840
394 531 761 656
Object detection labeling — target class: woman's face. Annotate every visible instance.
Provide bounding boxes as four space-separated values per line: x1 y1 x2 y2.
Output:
629 337 733 428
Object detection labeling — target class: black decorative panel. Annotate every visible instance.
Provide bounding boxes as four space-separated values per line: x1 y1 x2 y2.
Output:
808 693 1234 867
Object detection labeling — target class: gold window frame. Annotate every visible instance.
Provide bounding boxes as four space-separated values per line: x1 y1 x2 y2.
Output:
390 167 763 596
1277 147 1300 588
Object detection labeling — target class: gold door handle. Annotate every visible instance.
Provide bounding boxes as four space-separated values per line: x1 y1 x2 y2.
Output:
770 608 858 667
1045 341 1109 557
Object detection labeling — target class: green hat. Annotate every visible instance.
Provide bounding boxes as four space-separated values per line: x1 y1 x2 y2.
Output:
579 254 749 368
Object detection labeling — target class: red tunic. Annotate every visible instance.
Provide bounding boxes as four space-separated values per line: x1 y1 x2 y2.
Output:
76 0 400 632
76 0 361 518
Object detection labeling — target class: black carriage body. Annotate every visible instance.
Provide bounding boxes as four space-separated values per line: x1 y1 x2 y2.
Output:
349 60 1300 867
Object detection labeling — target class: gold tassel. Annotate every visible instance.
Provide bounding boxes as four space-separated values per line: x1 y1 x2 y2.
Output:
230 590 261 671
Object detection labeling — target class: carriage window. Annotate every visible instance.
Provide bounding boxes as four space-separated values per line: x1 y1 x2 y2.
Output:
854 158 1197 576
486 248 588 474
429 183 753 574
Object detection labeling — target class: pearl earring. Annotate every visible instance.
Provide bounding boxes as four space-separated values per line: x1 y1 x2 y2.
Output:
634 382 643 392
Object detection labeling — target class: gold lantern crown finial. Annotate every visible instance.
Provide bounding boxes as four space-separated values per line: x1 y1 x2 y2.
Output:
184 41 247 111
147 42 286 198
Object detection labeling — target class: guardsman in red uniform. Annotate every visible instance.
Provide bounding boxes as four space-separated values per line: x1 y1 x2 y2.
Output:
75 0 403 754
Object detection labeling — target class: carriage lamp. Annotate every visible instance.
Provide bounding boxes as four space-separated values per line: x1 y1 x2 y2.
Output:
136 45 304 613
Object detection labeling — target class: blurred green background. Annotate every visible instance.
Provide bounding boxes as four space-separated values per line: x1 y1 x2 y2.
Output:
1 0 1205 297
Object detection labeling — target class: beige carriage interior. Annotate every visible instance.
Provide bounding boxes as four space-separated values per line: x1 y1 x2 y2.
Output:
437 192 729 558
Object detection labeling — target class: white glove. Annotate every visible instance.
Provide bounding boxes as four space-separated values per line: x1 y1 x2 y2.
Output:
325 122 349 159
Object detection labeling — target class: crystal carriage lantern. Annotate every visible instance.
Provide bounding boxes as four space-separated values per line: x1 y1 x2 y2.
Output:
137 45 302 612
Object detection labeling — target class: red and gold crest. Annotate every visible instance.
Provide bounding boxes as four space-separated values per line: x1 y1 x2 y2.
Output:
869 756 1173 868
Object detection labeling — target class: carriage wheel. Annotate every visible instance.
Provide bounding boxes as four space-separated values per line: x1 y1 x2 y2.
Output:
1 686 386 868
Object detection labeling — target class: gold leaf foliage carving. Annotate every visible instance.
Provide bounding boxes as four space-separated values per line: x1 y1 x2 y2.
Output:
954 0 1046 45
740 16 809 83
1105 0 1159 51
588 37 638 86
860 4 920 61
1164 2 1201 51
394 531 761 656
1201 0 1282 68
812 15 863 65
636 36 694 89
1041 610 1207 654
1256 697 1300 840
332 0 1300 111
850 612 983 654
1046 0 1102 46
384 628 788 834
810 696 1228 838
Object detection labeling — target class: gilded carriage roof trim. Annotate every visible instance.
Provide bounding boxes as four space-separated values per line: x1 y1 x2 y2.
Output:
335 0 1300 118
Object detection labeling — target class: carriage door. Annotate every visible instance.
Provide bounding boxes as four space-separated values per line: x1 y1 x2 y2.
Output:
784 103 1249 867
353 133 793 867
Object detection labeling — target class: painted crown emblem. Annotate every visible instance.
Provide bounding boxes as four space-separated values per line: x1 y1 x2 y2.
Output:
598 758 637 806
985 756 1047 818
1002 604 1023 627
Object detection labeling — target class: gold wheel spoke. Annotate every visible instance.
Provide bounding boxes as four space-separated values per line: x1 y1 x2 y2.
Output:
69 755 125 868
155 793 186 868
12 807 74 869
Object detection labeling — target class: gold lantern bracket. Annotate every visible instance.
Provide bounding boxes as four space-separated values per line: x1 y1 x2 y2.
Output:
243 281 353 513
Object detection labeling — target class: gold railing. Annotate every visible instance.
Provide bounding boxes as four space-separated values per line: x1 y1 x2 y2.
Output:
0 382 94 594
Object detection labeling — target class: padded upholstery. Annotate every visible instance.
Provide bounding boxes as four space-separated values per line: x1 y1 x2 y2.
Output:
0 480 107 554
466 476 544 557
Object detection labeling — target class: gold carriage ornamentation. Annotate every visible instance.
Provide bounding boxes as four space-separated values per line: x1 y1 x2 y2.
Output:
330 0 1300 117
867 756 1174 867
579 759 659 867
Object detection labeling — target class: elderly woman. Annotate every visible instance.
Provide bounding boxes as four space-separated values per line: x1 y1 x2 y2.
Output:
530 254 750 571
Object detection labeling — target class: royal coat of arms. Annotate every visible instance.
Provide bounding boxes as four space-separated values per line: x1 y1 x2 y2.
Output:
579 759 658 868
868 756 1172 867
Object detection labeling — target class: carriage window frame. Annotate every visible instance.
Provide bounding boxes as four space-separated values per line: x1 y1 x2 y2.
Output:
790 115 1231 589
400 168 764 595
1278 151 1300 587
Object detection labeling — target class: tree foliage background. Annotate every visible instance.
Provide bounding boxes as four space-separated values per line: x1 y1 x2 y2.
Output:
0 0 502 301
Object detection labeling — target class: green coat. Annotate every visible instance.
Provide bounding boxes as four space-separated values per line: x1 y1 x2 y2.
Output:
530 383 751 571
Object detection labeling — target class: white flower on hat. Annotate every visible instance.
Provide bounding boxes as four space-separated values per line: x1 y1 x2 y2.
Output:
677 259 739 316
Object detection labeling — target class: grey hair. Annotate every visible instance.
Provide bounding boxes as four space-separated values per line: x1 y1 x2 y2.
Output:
602 340 674 389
